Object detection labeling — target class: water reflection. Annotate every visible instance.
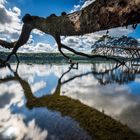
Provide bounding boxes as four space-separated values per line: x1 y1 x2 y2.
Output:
0 62 140 140
62 61 140 134
91 61 140 85
0 64 92 140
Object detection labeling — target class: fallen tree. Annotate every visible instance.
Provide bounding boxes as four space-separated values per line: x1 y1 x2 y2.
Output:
0 0 140 63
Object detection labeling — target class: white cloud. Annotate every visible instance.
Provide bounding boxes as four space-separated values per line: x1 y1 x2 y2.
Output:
0 108 48 140
0 5 12 24
70 4 81 13
61 35 97 52
18 42 56 53
0 1 55 53
0 2 22 43
61 0 136 53
12 6 21 16
70 0 95 13
33 29 45 36
34 42 53 52
81 0 95 9
0 0 138 53
0 0 6 4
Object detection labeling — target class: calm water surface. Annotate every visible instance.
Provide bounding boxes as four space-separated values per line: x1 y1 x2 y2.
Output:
0 62 140 140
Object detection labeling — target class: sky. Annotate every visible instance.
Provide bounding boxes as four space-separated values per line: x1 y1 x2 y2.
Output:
0 0 140 53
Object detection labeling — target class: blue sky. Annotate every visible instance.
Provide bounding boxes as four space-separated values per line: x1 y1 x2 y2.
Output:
5 0 82 47
0 0 140 53
7 0 80 17
129 25 140 38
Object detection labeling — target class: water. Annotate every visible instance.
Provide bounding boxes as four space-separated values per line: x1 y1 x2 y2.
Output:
0 62 140 140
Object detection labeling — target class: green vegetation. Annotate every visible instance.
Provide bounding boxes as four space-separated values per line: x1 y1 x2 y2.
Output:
0 52 92 63
0 51 129 64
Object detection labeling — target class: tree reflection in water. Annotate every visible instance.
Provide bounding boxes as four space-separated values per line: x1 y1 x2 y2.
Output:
0 61 140 140
91 61 140 85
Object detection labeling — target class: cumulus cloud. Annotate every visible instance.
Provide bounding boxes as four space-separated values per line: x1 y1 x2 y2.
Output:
62 27 134 52
0 109 48 140
61 0 136 53
0 5 12 24
33 29 45 36
0 1 54 53
0 2 22 43
61 35 97 52
0 0 138 53
12 6 21 16
62 36 81 48
18 42 56 53
34 42 53 52
0 65 49 140
0 0 6 5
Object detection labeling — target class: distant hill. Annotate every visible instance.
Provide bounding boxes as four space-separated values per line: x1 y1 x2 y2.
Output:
0 52 97 63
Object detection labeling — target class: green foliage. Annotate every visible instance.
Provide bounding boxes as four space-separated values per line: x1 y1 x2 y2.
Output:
0 52 103 64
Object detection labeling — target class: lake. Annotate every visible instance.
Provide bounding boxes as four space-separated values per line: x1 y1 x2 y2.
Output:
0 61 140 140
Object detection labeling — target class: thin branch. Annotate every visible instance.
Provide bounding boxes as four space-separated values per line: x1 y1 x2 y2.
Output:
61 43 124 64
0 40 16 49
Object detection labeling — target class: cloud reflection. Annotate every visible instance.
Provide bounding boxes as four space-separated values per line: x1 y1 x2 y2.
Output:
0 108 48 140
0 63 94 140
0 62 140 136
